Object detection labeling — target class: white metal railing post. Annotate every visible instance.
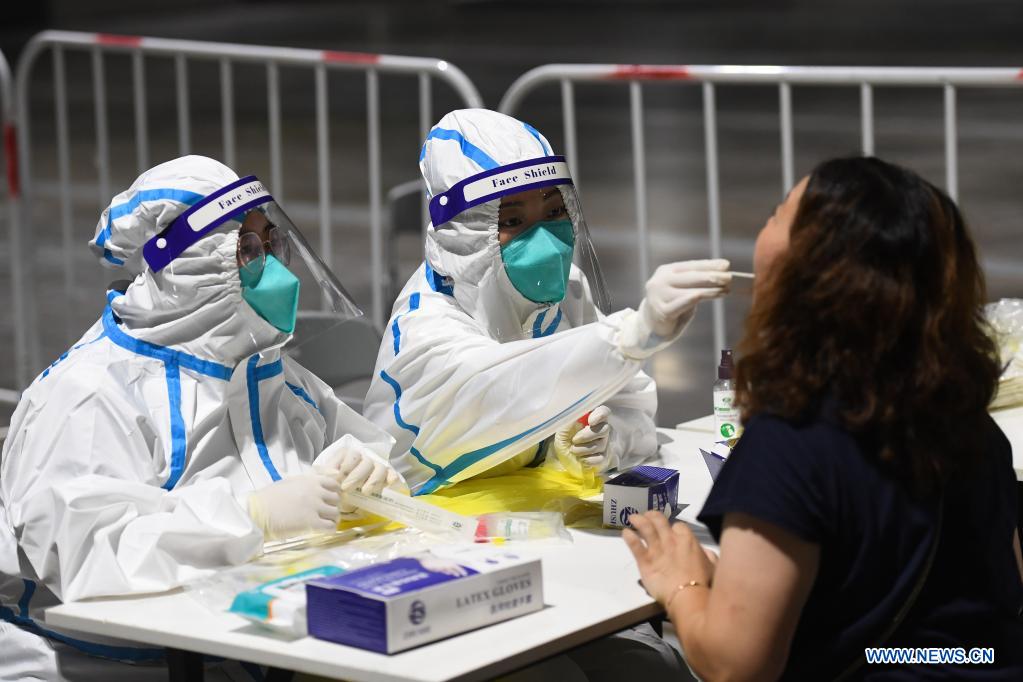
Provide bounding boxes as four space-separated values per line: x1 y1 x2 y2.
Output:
944 83 959 200
702 82 725 360
561 79 579 191
779 82 795 195
267 62 283 204
315 61 331 310
91 46 110 210
220 58 235 169
367 68 384 329
13 43 40 380
860 82 875 155
629 81 649 295
418 72 431 241
175 54 190 155
132 50 148 173
53 46 74 342
1 48 27 398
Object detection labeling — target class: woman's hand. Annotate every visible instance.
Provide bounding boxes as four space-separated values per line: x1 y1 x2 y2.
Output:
623 511 716 604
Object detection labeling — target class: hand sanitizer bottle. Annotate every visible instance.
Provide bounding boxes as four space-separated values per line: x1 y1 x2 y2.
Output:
713 349 741 446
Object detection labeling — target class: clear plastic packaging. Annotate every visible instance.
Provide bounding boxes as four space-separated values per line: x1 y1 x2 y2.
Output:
261 521 386 555
190 465 595 634
188 528 436 635
342 490 574 545
190 507 571 635
987 298 1023 409
474 511 571 544
340 488 476 541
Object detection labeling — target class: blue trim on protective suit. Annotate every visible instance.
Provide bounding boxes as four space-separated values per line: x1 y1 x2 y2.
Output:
0 579 166 662
378 370 420 436
253 359 283 381
40 331 107 379
101 307 233 380
378 369 446 483
247 356 282 482
522 122 552 155
97 188 205 267
419 128 498 171
17 579 32 616
415 390 595 495
286 382 318 411
408 446 445 483
162 362 187 490
391 293 421 355
101 306 233 489
424 261 454 296
531 307 562 339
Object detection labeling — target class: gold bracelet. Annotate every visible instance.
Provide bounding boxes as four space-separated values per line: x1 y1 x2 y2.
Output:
665 580 708 611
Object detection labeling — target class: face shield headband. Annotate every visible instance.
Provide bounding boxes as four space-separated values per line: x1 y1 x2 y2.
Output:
429 156 573 228
143 175 272 273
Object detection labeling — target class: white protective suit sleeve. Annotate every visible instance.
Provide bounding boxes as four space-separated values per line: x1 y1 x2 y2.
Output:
599 367 658 471
283 360 405 486
0 364 261 602
583 278 659 471
366 289 657 493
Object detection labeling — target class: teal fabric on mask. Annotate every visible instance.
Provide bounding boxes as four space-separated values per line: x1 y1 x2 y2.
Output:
500 219 576 304
240 255 301 333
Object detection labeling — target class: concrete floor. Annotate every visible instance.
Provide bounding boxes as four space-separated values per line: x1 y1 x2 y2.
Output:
2 0 1022 428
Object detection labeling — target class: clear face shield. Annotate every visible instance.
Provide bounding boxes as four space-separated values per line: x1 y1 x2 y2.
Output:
429 156 610 336
142 176 361 358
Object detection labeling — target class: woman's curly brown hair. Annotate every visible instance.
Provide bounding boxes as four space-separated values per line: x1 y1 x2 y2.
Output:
735 157 1001 492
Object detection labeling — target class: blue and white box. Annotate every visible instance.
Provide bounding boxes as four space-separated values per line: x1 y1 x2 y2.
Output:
306 547 543 653
603 465 680 529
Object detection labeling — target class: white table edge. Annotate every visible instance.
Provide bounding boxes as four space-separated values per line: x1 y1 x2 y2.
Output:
45 577 664 682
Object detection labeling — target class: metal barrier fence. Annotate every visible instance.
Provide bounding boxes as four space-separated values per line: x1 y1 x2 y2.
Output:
0 48 21 404
499 64 1023 359
13 30 482 384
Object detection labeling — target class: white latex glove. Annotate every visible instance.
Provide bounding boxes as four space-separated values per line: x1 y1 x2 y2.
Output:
317 437 400 513
619 259 731 360
642 259 731 336
247 472 341 541
553 405 614 473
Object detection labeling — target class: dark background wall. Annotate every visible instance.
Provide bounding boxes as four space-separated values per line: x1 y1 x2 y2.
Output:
2 0 1021 426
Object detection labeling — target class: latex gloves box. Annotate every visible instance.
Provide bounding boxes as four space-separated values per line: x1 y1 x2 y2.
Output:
306 547 543 653
602 465 679 529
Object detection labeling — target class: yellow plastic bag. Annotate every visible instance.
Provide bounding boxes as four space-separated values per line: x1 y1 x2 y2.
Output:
338 448 606 534
418 464 604 529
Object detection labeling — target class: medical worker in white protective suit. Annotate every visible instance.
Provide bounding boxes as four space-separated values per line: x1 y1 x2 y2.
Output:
0 156 402 681
365 109 731 494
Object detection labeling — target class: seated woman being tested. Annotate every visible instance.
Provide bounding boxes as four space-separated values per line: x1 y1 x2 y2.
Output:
625 156 1023 681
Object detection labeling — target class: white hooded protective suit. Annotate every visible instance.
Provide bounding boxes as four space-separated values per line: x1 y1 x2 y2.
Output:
364 110 661 495
0 155 394 680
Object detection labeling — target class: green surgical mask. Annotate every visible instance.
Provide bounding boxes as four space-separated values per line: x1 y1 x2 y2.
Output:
240 255 301 333
500 219 575 304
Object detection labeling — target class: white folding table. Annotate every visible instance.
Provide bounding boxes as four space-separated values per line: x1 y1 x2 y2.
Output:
43 424 718 682
42 409 1023 680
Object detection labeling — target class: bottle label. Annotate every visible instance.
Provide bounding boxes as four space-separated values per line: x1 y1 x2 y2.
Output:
713 390 741 440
